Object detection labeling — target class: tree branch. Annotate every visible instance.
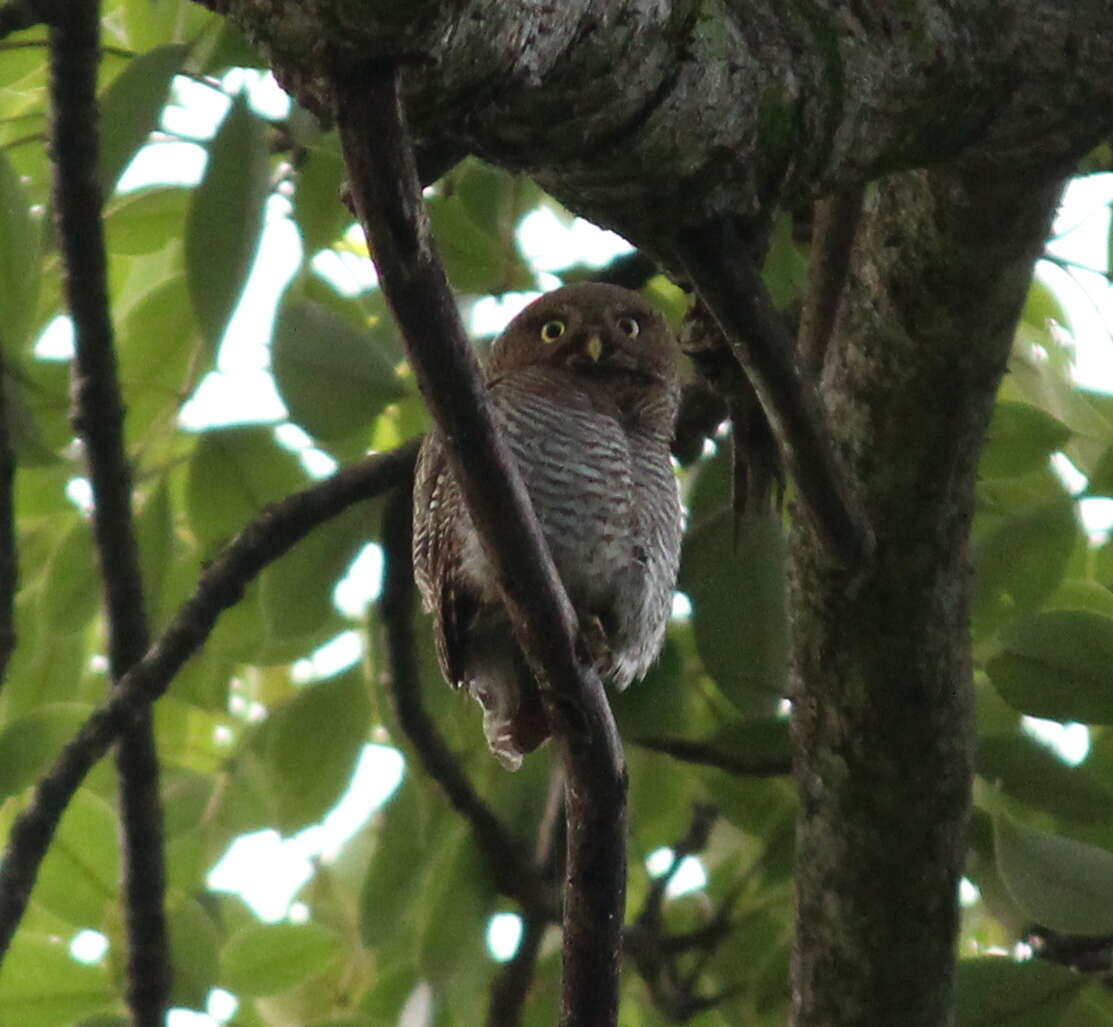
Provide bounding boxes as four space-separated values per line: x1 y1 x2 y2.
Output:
49 5 169 1018
378 485 555 916
797 188 866 378
0 0 49 40
624 805 742 1021
635 737 792 778
0 441 418 963
332 58 627 1027
672 220 873 566
679 303 782 518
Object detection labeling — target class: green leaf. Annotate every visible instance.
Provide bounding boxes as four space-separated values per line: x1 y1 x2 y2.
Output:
186 426 310 552
118 275 201 447
761 210 808 310
977 733 1113 824
972 499 1078 637
120 0 213 52
168 897 222 1009
221 922 343 997
38 517 100 636
419 823 492 982
0 933 114 1027
1084 443 1113 497
0 704 92 800
257 668 371 832
185 94 270 351
979 402 1072 479
361 777 439 948
34 789 119 927
1021 278 1071 337
154 695 233 776
293 145 350 255
261 505 371 642
271 296 405 440
427 191 533 294
98 44 189 193
104 186 190 256
995 816 1113 935
0 149 40 352
986 610 1113 723
955 957 1083 1027
9 357 73 465
680 508 788 702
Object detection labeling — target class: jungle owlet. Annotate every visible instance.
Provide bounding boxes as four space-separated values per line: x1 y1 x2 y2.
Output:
412 283 682 769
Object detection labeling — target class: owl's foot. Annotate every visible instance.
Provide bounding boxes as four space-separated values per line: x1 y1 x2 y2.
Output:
579 614 613 676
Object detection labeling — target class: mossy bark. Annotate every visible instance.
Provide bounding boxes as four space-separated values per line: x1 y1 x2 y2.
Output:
788 168 1061 1027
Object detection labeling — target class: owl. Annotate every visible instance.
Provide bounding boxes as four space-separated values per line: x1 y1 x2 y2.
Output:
412 283 682 769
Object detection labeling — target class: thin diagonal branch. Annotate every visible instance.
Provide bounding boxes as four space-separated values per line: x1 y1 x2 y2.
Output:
332 58 627 1027
635 736 792 777
0 441 418 963
673 220 873 566
49 5 168 1019
379 485 554 916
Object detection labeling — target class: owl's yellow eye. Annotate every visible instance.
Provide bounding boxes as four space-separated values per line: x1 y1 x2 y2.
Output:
540 320 566 343
617 316 640 338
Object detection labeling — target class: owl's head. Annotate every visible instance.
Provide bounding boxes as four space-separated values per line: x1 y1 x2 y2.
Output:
486 283 678 426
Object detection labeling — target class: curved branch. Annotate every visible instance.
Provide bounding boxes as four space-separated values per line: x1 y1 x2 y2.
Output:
0 441 418 962
332 59 627 1027
49 4 169 1016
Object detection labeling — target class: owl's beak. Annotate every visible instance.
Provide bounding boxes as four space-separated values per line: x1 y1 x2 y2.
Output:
584 333 604 362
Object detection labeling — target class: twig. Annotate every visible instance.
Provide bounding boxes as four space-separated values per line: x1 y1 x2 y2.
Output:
672 219 873 566
1041 250 1113 283
635 736 792 777
49 4 169 1018
0 441 418 962
637 804 716 932
625 805 742 1020
378 486 554 915
332 58 628 1027
797 188 866 377
0 361 15 687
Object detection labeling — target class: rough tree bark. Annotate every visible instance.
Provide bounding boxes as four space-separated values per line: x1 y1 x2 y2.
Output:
790 168 1063 1027
189 2 1113 1024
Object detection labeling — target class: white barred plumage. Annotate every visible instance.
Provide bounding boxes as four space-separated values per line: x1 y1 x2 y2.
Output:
412 283 682 769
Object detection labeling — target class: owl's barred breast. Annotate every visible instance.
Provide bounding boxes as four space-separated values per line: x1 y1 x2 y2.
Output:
455 366 680 686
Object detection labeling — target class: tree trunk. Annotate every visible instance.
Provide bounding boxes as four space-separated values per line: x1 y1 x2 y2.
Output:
789 167 1062 1027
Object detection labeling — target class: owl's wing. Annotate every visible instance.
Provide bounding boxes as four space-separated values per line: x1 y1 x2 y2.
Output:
412 432 478 689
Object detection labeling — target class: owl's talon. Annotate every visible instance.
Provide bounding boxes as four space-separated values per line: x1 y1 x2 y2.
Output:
580 614 612 672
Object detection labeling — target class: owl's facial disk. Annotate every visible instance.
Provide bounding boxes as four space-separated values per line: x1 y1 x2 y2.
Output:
543 317 664 382
486 283 676 392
